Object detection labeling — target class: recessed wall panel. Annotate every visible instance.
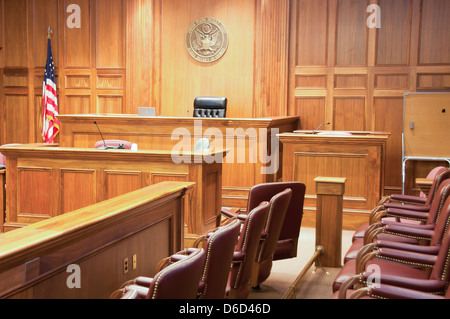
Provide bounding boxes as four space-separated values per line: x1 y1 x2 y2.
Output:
19 168 52 218
105 171 142 199
376 0 411 66
295 0 328 66
64 0 91 68
62 169 96 213
333 97 366 131
335 0 368 66
419 0 450 65
294 97 326 130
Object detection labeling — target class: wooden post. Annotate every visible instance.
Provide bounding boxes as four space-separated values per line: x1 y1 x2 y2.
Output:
314 177 346 267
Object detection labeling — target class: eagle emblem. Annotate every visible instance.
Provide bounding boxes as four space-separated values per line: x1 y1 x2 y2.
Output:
186 17 228 63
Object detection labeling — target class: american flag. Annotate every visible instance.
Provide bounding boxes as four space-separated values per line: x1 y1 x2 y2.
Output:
42 38 60 143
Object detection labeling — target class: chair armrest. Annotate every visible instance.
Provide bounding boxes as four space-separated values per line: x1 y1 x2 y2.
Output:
368 206 385 224
220 207 240 219
192 235 207 248
169 254 189 263
120 289 140 299
381 221 434 229
351 285 443 299
219 208 248 224
134 276 154 287
121 284 150 299
371 220 435 243
384 202 430 212
174 247 201 255
232 251 246 263
337 275 363 299
366 285 444 299
360 272 446 294
385 207 429 222
389 194 427 205
375 247 437 268
374 240 440 255
355 246 436 274
217 207 243 227
381 224 434 241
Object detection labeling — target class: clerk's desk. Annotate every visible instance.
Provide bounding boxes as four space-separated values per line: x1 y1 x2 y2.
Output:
58 114 300 208
278 130 390 229
0 144 226 246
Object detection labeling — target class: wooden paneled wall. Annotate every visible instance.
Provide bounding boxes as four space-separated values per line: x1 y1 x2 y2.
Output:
1 0 449 194
288 0 450 194
1 0 130 144
0 0 289 146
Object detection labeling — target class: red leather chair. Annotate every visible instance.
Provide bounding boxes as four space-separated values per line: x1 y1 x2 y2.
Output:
343 178 450 263
347 282 450 299
94 139 132 150
354 193 450 269
113 219 241 299
250 188 292 289
383 166 449 208
417 166 449 198
333 227 450 298
332 195 450 294
226 201 271 299
220 182 306 261
113 248 206 299
360 194 450 257
352 167 450 241
184 219 241 299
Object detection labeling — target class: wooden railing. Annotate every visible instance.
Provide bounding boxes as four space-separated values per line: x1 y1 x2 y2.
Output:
0 181 193 299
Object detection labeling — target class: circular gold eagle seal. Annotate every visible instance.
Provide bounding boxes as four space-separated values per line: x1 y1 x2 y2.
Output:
186 17 229 63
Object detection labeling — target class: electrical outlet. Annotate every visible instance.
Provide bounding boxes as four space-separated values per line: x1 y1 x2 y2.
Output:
132 254 137 270
123 257 129 274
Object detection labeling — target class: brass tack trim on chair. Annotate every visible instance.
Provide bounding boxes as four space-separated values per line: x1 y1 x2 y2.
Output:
383 230 431 242
151 252 201 299
375 253 435 269
384 213 427 223
442 248 450 282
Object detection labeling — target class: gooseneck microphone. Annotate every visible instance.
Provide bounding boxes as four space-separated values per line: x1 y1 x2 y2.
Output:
312 122 331 134
94 121 108 149
94 121 125 149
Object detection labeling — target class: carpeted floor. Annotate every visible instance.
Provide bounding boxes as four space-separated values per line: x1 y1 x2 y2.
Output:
248 227 353 299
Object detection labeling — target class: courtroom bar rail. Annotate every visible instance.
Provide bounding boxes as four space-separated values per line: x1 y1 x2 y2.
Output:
0 181 193 299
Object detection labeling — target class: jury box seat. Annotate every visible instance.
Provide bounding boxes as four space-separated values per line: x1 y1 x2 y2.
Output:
220 182 306 262
351 167 450 242
112 248 207 299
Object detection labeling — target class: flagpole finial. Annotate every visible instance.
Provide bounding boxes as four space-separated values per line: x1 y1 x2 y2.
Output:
47 26 53 39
